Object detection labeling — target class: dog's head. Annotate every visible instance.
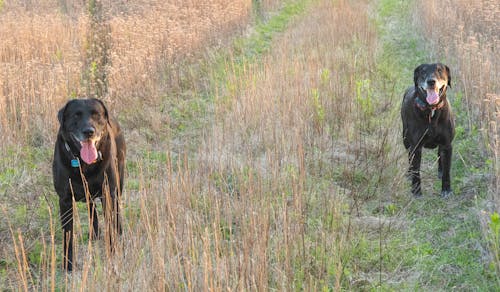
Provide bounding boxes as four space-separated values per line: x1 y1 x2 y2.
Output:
57 98 109 164
413 63 451 106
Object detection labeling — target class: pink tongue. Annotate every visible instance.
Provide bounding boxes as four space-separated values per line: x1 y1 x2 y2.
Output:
80 141 98 164
426 90 439 105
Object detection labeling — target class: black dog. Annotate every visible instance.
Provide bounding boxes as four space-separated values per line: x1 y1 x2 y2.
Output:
401 63 454 198
53 98 125 271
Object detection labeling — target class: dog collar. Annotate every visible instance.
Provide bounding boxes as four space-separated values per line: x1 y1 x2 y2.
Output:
414 97 445 111
64 142 102 167
414 97 428 111
414 97 446 124
64 142 80 167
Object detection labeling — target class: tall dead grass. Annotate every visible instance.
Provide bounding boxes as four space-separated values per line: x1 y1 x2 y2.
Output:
104 0 381 289
2 0 390 289
0 0 253 146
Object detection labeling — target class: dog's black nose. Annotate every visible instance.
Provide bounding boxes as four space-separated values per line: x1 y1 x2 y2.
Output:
82 127 95 138
427 79 436 87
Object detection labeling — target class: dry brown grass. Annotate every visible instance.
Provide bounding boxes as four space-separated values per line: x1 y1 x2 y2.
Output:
0 0 254 145
0 0 265 288
80 0 379 289
1 0 388 289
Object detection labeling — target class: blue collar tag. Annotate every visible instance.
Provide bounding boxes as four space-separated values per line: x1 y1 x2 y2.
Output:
71 159 80 168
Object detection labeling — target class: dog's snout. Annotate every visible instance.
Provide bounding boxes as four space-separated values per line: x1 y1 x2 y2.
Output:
82 127 95 138
427 79 436 87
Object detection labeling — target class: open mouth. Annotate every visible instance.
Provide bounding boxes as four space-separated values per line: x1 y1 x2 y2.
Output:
425 84 446 105
70 133 98 164
80 140 98 164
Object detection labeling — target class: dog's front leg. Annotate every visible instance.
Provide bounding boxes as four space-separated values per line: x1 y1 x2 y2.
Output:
59 197 74 271
439 144 453 198
409 146 423 197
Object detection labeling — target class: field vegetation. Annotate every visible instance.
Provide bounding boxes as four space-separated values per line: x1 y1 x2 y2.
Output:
0 0 498 290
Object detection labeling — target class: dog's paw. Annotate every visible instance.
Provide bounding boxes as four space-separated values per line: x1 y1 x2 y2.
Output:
412 191 423 198
440 190 453 198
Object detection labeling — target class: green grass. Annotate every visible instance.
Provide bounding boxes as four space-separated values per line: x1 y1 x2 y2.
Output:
409 202 494 289
234 0 311 61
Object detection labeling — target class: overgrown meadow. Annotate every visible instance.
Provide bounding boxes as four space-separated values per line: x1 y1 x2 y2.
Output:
0 0 498 290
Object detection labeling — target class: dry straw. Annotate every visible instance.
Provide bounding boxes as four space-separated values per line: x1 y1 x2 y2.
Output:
0 0 383 289
0 0 255 145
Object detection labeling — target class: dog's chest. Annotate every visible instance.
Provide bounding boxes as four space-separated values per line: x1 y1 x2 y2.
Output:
422 124 447 148
69 176 105 201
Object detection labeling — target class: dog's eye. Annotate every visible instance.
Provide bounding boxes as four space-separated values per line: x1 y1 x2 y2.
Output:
74 112 82 118
91 111 102 120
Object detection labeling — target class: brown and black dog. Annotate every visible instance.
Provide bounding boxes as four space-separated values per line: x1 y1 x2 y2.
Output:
53 98 125 271
401 63 454 198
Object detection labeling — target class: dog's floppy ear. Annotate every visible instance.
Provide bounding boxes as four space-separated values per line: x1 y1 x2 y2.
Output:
57 107 65 125
445 65 451 88
57 99 76 127
92 98 110 122
413 64 426 87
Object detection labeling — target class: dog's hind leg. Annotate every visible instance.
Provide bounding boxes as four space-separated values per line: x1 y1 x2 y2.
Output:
439 145 453 198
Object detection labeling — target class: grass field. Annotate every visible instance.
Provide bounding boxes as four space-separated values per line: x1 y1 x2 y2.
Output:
0 0 498 290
